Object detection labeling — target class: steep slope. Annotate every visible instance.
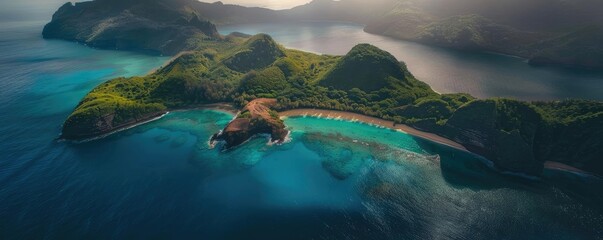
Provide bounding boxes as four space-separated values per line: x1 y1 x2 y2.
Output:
43 0 221 55
319 44 430 92
293 0 603 70
60 33 324 140
439 98 603 176
413 15 539 55
364 4 435 40
415 0 603 31
441 99 543 175
529 26 603 69
223 34 285 72
533 100 603 174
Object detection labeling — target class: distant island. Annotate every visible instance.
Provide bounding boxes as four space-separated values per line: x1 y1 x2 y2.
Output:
46 0 603 178
44 0 603 70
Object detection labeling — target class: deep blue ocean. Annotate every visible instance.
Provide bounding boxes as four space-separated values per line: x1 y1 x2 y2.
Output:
1 2 603 239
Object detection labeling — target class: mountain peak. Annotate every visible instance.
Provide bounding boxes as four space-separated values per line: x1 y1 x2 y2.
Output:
223 34 285 72
320 44 409 91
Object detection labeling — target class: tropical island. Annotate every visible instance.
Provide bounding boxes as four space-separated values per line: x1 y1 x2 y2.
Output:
46 0 603 178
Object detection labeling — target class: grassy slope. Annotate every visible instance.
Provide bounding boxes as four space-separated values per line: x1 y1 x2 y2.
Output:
63 33 602 176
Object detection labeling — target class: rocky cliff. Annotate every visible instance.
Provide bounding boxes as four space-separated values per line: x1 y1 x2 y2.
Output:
441 100 543 175
211 99 288 149
43 0 221 55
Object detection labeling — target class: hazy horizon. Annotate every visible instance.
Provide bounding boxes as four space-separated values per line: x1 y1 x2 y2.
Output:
215 0 312 9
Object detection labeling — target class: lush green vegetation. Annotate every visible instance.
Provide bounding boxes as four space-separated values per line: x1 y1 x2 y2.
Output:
63 32 602 176
62 33 461 137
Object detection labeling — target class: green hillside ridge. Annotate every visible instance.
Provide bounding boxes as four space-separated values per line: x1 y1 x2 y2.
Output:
529 26 603 69
320 44 428 92
61 33 603 176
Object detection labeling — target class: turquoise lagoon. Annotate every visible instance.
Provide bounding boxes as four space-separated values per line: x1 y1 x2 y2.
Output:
1 4 603 239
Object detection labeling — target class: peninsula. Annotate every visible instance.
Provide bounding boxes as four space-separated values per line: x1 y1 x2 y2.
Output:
49 0 603 177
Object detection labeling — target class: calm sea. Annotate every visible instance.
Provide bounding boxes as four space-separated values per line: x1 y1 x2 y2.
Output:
0 2 602 239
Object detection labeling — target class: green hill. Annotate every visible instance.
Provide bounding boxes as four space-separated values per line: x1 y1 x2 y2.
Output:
59 31 603 176
320 44 411 91
223 34 285 72
318 44 436 111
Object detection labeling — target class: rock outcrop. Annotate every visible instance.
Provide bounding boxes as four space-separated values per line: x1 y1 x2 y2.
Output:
441 99 543 175
211 98 288 149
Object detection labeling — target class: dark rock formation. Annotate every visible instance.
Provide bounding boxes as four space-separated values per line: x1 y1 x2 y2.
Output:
212 98 288 149
441 99 543 175
62 109 167 140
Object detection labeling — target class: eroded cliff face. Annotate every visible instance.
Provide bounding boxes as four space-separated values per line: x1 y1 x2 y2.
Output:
43 0 221 55
212 98 288 149
442 100 543 175
61 99 167 140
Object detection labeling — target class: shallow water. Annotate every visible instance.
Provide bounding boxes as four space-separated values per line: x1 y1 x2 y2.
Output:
1 4 603 240
220 22 603 101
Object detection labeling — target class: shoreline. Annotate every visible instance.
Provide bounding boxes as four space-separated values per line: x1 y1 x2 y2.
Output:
61 103 237 143
62 105 597 179
279 108 599 179
279 108 468 152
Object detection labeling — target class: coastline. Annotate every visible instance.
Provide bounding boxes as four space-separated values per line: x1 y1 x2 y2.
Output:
63 104 597 179
279 108 599 179
279 108 468 152
544 161 599 178
62 103 237 143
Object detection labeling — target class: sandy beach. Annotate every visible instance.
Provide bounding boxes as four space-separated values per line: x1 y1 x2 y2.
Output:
279 108 468 152
280 108 599 178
